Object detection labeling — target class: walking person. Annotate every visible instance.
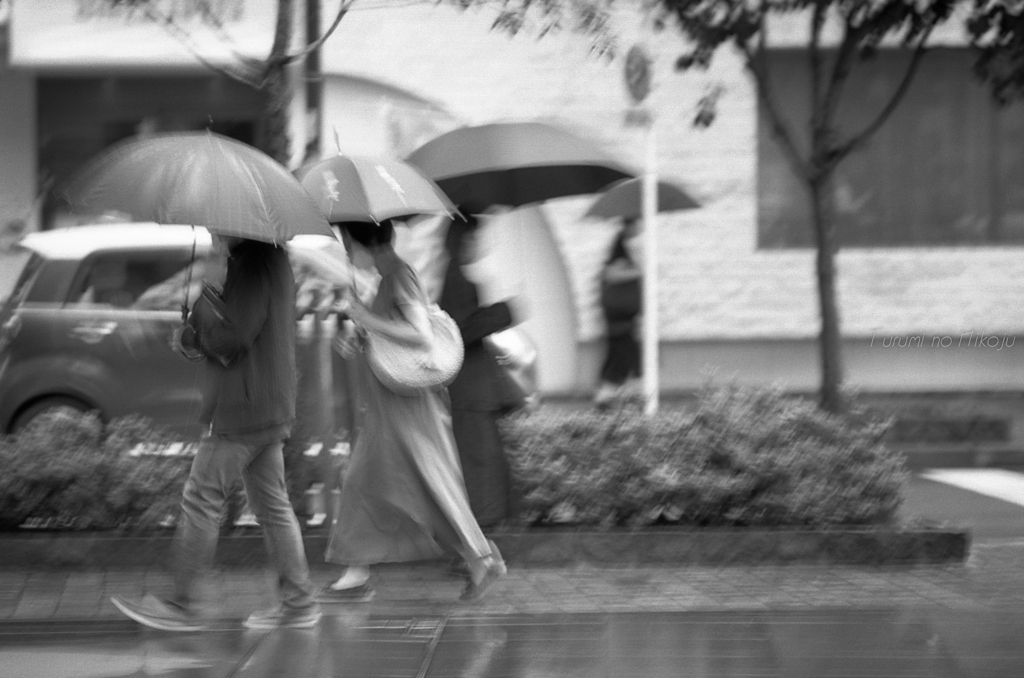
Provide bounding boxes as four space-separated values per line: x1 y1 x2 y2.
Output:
439 211 520 527
111 234 321 631
319 219 506 603
594 221 643 408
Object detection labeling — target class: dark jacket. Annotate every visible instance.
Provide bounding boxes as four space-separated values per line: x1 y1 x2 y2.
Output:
439 220 514 411
600 232 641 330
182 240 296 438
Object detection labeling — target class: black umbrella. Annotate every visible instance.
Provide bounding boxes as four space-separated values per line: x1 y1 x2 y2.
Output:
585 178 700 220
406 121 636 209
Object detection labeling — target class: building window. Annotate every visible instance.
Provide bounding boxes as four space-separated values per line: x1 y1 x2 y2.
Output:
39 75 265 228
758 48 1024 248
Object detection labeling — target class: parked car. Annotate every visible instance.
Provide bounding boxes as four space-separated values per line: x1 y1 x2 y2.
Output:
0 223 352 437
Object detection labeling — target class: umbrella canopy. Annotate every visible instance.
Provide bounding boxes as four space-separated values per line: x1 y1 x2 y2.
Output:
64 132 334 244
585 178 700 220
406 121 636 209
297 155 456 224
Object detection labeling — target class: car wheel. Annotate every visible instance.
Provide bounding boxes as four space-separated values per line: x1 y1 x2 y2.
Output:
11 396 95 434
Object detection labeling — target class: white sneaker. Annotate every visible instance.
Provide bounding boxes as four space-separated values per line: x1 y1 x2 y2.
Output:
243 605 322 630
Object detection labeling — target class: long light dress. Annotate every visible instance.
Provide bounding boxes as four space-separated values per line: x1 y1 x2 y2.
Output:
325 250 492 567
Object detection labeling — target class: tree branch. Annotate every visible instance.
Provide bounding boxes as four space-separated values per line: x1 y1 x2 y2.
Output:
835 24 935 160
741 26 812 182
146 6 264 86
809 0 827 134
820 14 862 131
277 0 354 67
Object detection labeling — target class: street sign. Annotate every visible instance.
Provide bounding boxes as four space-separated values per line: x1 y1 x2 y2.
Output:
624 44 652 104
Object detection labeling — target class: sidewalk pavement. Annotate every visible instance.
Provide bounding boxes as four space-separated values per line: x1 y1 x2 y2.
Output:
3 541 1024 625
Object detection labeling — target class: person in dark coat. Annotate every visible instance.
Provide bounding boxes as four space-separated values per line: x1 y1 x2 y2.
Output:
595 221 642 408
111 235 320 631
439 210 520 527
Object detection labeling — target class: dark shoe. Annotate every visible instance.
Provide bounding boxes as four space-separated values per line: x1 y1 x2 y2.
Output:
243 605 322 630
110 594 207 632
460 562 505 602
315 584 376 603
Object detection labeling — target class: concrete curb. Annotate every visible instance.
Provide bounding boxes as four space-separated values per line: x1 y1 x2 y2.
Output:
0 525 970 570
897 445 1024 470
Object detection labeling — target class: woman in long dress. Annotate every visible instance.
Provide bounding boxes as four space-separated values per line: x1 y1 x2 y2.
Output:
320 220 505 602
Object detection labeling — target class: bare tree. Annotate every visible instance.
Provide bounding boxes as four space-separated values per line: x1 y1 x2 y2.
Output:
105 0 351 163
479 0 960 413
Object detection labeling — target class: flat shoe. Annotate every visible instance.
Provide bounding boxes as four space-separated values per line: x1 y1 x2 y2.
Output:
486 540 508 577
110 594 207 632
243 605 322 630
460 563 504 602
315 584 376 603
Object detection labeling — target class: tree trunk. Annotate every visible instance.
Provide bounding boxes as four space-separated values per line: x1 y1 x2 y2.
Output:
809 173 844 414
261 65 291 164
259 0 295 164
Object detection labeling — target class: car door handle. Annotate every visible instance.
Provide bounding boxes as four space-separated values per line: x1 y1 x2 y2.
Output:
70 321 118 344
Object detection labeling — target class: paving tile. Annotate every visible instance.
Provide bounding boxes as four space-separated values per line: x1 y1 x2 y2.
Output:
11 589 60 620
6 546 1024 625
0 572 29 593
53 571 105 619
0 588 22 619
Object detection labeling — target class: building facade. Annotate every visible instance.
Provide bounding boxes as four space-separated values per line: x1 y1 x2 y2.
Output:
3 1 1022 399
317 4 1024 398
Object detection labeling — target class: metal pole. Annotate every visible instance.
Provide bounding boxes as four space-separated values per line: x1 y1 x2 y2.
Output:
641 122 659 416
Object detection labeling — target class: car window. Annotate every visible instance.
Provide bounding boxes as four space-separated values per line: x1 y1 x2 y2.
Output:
66 245 354 314
69 251 195 311
133 254 220 312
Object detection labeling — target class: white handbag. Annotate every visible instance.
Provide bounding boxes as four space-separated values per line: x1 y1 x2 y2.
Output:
367 304 464 396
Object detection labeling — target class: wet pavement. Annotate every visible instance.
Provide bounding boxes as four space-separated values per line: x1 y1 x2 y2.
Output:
5 473 1024 677
4 606 1024 677
3 544 1024 677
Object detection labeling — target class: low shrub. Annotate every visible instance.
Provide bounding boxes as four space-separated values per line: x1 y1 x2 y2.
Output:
0 411 191 531
0 382 907 532
501 383 907 528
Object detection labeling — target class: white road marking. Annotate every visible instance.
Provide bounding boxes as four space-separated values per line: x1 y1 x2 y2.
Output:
920 468 1024 508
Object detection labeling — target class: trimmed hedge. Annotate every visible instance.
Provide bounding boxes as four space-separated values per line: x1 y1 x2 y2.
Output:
502 384 907 528
0 383 907 532
0 411 191 531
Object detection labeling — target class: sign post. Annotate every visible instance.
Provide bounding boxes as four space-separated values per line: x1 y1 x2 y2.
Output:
624 44 659 416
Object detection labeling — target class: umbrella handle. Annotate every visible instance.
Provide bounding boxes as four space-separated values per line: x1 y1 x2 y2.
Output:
181 226 198 324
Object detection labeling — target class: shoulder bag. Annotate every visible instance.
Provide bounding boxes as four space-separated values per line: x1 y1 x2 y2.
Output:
367 303 465 396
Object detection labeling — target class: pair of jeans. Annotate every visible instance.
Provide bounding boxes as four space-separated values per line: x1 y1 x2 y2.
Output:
171 435 316 612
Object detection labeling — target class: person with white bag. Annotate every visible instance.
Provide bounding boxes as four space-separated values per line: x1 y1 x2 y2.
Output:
320 220 505 603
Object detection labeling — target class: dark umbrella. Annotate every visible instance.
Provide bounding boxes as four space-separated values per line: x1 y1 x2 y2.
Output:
585 177 700 220
297 154 456 224
406 121 636 208
64 131 334 243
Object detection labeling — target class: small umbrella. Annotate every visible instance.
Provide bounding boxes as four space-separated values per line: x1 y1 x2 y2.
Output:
64 131 334 243
297 155 456 224
585 178 700 220
406 121 636 209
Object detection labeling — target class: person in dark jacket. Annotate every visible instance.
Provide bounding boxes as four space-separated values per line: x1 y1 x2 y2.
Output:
595 221 642 408
111 234 321 631
439 211 520 527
